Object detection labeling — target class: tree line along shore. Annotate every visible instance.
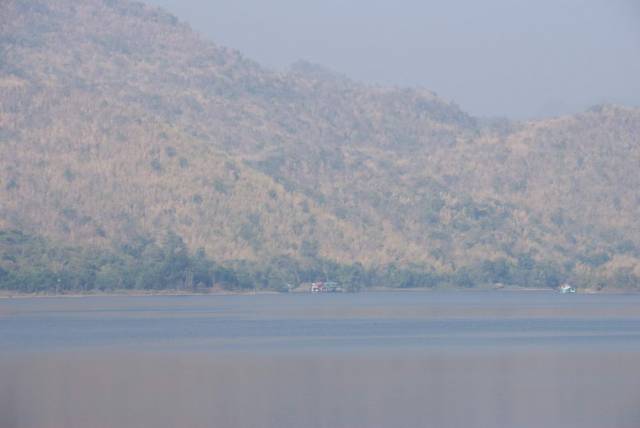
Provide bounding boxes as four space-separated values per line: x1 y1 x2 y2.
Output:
2 230 637 295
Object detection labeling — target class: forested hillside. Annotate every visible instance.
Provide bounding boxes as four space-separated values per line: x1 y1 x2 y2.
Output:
1 0 639 292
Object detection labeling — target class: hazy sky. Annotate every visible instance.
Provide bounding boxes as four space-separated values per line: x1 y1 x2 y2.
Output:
146 0 640 118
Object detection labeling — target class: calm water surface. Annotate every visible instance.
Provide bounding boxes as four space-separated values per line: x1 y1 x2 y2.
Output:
1 291 640 428
3 291 640 353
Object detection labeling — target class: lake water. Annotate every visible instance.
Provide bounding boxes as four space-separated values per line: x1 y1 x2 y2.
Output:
1 291 640 428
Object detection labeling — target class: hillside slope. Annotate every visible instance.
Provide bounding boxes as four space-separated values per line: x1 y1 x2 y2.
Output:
1 0 639 291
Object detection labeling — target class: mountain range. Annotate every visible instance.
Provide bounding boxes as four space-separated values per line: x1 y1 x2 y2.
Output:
1 0 639 291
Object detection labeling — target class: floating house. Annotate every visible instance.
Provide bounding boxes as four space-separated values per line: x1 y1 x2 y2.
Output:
310 281 343 293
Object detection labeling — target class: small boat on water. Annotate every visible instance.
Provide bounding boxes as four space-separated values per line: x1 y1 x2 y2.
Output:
559 284 577 294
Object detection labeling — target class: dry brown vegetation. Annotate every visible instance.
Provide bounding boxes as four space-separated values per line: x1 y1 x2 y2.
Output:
1 0 639 290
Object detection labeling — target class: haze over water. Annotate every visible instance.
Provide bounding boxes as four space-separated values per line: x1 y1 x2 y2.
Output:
2 292 640 427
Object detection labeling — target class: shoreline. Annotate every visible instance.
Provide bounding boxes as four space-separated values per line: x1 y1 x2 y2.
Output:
0 289 282 299
0 286 636 299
